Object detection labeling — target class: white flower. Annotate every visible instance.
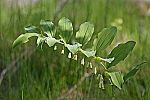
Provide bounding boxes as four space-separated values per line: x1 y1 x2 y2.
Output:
81 58 85 65
54 45 57 50
68 52 72 58
61 49 64 54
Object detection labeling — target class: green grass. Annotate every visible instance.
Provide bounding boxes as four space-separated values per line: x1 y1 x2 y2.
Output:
0 0 150 99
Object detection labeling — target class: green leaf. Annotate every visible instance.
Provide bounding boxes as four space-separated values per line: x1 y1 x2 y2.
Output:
58 17 73 42
40 20 56 37
13 33 39 48
107 72 124 89
65 43 82 54
124 62 147 82
24 25 39 33
76 22 94 45
93 26 117 51
45 37 58 47
107 41 136 68
80 49 96 57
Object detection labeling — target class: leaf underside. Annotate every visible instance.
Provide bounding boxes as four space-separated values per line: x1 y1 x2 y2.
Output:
24 25 39 33
80 49 96 57
107 72 124 89
65 43 82 54
46 37 58 47
13 33 39 48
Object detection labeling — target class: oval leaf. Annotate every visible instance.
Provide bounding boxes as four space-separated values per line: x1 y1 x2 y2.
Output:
40 20 56 37
46 37 58 47
94 57 114 63
65 43 82 54
107 41 136 68
93 26 117 51
123 62 147 82
24 25 39 33
13 33 39 48
58 17 73 42
80 49 96 57
107 72 124 89
76 22 94 45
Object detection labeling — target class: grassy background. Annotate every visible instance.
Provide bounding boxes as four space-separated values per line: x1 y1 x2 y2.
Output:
0 0 150 99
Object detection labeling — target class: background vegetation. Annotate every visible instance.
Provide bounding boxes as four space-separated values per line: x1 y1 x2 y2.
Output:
0 0 150 99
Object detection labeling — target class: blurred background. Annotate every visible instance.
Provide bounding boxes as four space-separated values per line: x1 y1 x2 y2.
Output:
0 0 150 99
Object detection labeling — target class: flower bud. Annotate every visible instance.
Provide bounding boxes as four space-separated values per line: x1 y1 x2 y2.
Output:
99 75 104 89
68 52 72 58
54 45 57 50
81 58 85 65
61 49 64 54
90 62 92 68
72 54 77 60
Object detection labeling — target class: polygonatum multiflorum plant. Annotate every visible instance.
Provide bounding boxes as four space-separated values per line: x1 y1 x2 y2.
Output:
13 17 145 90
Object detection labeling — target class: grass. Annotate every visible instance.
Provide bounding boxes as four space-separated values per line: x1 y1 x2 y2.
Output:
0 0 150 99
